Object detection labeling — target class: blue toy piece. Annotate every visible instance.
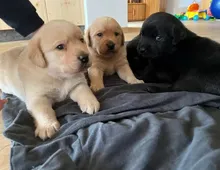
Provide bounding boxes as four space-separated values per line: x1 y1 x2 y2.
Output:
193 15 199 21
205 15 210 20
210 0 220 19
182 16 188 20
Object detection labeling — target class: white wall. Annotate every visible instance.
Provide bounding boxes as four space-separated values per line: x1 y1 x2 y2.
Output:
84 0 128 29
179 0 202 8
166 0 201 14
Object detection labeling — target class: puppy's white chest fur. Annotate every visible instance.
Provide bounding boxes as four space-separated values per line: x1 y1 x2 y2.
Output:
46 74 86 103
91 51 127 76
104 63 116 75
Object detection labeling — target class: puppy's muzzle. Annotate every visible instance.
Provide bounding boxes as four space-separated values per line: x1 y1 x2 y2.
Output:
139 47 147 55
78 55 89 64
138 45 151 56
106 41 115 51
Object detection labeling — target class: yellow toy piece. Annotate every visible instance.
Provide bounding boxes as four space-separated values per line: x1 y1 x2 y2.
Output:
198 11 208 19
184 11 199 19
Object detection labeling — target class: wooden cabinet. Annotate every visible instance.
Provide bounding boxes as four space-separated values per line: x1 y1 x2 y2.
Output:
128 0 167 21
0 0 85 30
45 0 85 25
128 3 146 21
143 0 167 18
30 0 48 22
159 0 167 13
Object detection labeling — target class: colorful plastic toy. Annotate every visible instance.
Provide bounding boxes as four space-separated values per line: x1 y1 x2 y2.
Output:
183 1 200 20
175 0 215 21
174 12 186 20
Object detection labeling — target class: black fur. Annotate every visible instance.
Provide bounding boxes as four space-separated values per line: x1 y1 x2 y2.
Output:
126 12 220 95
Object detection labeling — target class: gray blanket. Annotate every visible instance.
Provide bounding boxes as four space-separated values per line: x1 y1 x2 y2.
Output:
2 75 220 170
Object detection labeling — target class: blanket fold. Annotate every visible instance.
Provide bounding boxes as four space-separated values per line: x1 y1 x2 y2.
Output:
2 76 220 170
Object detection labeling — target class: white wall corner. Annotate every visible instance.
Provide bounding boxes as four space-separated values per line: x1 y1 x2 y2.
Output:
83 0 128 30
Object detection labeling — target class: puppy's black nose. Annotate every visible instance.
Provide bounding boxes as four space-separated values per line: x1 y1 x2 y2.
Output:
107 41 115 50
78 55 89 64
139 47 147 54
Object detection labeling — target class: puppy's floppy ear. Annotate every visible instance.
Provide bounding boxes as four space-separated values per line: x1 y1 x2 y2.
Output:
172 25 186 45
85 28 92 47
121 31 125 46
27 37 47 68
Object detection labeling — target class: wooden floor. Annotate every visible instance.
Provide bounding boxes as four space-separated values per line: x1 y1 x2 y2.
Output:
0 20 220 170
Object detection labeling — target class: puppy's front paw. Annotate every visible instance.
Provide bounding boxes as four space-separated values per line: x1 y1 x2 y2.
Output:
35 120 60 140
90 83 104 92
78 96 100 115
127 78 144 84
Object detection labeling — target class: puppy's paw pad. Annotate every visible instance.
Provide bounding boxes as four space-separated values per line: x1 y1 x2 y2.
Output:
79 98 100 115
35 120 60 140
90 84 104 92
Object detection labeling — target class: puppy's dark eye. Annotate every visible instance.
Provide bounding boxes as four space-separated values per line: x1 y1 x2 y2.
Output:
80 38 84 43
97 33 103 37
156 35 163 41
115 32 119 36
56 44 65 50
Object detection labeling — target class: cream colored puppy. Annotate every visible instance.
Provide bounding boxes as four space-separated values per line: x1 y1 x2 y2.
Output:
0 20 100 140
85 17 144 92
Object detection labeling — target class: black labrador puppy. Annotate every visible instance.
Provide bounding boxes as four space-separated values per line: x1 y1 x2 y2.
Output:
126 12 220 95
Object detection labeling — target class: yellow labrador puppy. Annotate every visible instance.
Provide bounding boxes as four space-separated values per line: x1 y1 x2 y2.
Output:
85 17 144 92
0 20 100 140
